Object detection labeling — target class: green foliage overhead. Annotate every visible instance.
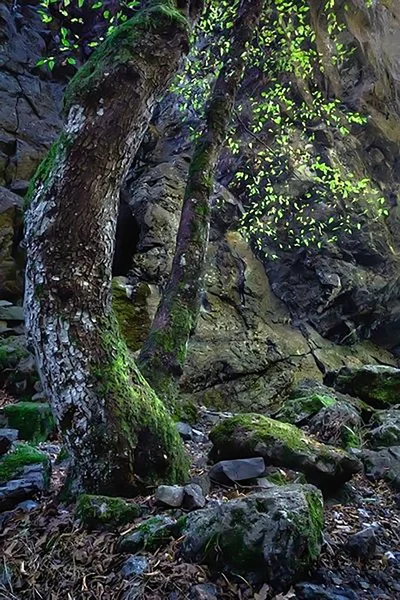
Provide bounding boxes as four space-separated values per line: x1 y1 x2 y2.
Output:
34 0 389 254
170 0 389 256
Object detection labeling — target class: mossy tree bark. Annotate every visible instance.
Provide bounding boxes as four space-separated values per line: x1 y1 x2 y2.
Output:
23 0 203 495
138 0 265 409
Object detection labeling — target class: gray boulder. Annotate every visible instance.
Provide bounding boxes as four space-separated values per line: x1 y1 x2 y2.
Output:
181 484 323 589
209 414 362 489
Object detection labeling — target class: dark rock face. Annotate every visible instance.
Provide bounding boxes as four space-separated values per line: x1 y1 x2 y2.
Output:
0 2 63 188
181 484 323 590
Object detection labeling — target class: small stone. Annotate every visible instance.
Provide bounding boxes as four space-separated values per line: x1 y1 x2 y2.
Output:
190 583 219 599
183 483 206 511
345 527 377 560
155 485 184 508
16 499 38 511
192 429 208 444
0 428 19 455
209 457 266 484
176 422 193 441
120 555 149 579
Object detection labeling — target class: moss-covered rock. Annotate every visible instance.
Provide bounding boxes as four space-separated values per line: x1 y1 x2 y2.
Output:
181 484 323 590
0 443 50 484
210 414 362 489
117 515 183 553
2 402 55 443
75 494 141 529
326 365 400 408
275 393 336 425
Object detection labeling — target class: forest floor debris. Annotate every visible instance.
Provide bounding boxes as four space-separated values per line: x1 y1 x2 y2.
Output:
0 409 399 599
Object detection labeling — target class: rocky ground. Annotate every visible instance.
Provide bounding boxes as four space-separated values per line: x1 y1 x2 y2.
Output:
1 387 400 600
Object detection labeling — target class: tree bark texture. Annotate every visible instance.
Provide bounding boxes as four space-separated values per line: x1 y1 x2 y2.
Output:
138 0 265 409
24 0 201 495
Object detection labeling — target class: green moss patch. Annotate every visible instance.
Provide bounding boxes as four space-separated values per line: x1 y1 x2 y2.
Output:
0 443 50 483
76 494 141 529
3 402 55 443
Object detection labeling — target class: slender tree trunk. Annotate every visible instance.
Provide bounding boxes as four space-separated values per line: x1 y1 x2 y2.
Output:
23 0 202 496
138 0 265 409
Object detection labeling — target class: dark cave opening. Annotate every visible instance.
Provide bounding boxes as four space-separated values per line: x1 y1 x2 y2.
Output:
112 200 141 277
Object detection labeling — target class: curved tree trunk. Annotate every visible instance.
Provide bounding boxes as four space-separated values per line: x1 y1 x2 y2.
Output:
23 0 201 496
138 0 265 409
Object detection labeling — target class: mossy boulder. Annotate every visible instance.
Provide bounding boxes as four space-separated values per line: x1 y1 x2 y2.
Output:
75 494 141 530
0 443 50 484
209 414 362 489
117 515 183 553
275 393 336 425
365 408 400 449
2 402 55 443
326 365 400 408
181 484 323 590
